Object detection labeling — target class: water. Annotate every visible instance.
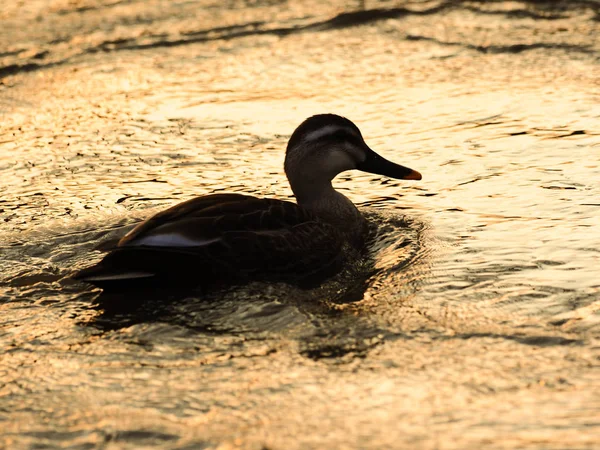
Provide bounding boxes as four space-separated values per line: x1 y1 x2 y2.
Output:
1 1 599 448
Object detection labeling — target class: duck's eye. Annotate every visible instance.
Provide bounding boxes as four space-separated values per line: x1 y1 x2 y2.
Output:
320 129 363 146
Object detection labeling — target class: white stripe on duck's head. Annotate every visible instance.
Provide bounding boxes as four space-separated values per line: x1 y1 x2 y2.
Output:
284 114 421 203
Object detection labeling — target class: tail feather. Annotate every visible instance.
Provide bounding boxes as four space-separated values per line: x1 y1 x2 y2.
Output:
71 246 208 290
76 271 155 282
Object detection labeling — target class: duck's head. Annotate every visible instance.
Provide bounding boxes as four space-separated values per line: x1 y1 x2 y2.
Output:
284 114 421 202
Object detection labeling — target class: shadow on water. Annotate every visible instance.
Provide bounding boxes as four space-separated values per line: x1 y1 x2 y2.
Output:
84 257 375 321
84 278 385 362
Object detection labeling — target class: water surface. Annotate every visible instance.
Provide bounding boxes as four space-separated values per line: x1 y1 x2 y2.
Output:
1 1 599 448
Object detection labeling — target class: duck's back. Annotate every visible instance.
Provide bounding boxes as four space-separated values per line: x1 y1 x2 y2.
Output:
73 193 347 290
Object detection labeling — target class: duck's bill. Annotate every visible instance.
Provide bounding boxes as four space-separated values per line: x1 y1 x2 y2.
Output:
357 149 422 181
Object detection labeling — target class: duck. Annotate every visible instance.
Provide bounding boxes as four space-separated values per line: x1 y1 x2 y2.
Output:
73 114 421 291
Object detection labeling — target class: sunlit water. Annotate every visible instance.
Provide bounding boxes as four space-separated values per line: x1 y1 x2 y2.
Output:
1 1 599 448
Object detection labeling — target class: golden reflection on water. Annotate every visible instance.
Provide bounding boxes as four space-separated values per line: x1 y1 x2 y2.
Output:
1 0 600 448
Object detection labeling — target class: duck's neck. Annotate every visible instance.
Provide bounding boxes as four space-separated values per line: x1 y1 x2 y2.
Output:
291 180 364 232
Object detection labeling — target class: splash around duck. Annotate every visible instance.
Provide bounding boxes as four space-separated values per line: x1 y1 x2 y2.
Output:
73 114 421 291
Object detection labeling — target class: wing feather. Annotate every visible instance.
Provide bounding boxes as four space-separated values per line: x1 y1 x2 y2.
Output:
74 193 347 288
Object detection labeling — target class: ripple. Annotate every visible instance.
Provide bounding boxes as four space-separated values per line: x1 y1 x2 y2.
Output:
1 0 599 448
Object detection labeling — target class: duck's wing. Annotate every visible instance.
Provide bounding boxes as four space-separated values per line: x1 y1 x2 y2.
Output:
73 193 346 289
118 193 317 246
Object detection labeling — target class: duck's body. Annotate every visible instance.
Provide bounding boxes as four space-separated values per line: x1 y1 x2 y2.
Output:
75 193 353 289
73 114 421 290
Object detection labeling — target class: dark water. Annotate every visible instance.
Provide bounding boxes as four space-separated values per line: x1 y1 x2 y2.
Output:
1 1 599 448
